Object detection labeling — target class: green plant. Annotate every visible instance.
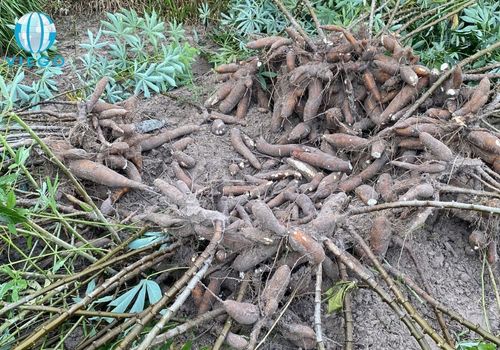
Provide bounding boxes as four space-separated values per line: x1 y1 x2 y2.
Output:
0 64 61 111
402 0 500 68
198 2 211 27
0 0 43 54
456 340 496 350
75 9 198 102
315 0 367 27
0 268 28 303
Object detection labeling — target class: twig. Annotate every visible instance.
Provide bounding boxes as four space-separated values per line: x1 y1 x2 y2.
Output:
314 263 326 350
147 308 226 348
436 183 500 198
339 262 354 350
384 264 500 344
349 1 389 29
466 62 500 74
377 0 400 37
272 0 317 51
480 255 492 332
463 73 500 81
8 113 121 243
135 256 214 350
303 0 327 43
0 124 67 132
477 167 500 190
401 0 476 42
0 228 155 317
487 263 500 314
343 226 453 349
484 166 500 182
84 318 137 350
15 110 77 119
13 243 180 350
324 239 432 350
22 222 100 266
0 139 33 152
346 199 500 216
213 273 251 350
471 173 500 194
2 304 137 319
392 8 419 26
114 220 223 349
395 0 465 34
368 0 377 39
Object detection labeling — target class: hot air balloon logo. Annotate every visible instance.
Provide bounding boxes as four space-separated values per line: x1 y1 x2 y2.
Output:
14 12 56 54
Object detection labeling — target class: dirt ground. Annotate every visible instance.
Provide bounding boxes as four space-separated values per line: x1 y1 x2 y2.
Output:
29 14 500 350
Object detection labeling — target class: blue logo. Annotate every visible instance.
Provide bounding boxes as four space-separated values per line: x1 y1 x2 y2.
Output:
14 12 56 54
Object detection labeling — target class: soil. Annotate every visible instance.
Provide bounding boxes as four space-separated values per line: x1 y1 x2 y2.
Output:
19 14 500 350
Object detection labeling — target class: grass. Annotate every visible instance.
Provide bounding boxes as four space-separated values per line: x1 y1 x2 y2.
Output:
44 0 229 24
151 0 229 24
0 0 43 55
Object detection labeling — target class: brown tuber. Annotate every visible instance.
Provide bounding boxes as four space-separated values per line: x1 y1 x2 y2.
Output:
467 130 500 155
261 265 291 316
355 184 379 206
323 133 369 151
222 300 260 325
289 229 325 264
280 323 316 350
453 77 490 116
419 132 453 161
292 150 352 173
399 183 434 201
231 128 261 169
68 160 149 190
370 216 392 258
468 230 487 250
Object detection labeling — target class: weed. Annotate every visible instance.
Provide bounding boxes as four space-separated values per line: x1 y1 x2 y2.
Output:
402 0 500 68
75 9 198 102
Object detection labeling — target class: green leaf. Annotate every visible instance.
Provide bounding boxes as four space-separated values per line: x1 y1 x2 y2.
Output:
260 71 277 78
0 174 18 186
109 282 143 313
324 281 356 314
52 256 70 274
129 283 147 313
181 340 193 350
86 279 97 296
6 190 16 209
128 232 165 249
0 202 26 224
145 280 162 304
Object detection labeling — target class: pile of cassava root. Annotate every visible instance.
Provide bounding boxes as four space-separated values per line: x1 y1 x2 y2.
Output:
164 16 498 350
31 12 500 350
